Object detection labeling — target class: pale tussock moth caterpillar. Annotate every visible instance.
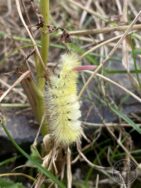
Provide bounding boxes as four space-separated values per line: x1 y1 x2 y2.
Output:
45 53 82 145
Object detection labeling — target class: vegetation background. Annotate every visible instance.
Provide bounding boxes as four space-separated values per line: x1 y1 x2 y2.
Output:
0 0 141 187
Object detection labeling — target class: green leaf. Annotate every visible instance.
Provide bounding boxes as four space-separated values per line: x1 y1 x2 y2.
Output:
110 105 141 134
0 178 25 188
132 48 141 56
0 121 66 188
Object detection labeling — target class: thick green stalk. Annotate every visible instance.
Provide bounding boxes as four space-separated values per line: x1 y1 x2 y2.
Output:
38 0 49 91
35 0 49 135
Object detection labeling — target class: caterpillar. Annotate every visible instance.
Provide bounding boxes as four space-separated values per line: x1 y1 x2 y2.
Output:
45 53 82 146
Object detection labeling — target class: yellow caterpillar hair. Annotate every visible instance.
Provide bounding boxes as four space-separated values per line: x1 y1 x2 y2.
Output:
45 53 82 145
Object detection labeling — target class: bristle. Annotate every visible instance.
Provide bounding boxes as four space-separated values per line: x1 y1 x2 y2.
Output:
45 53 82 145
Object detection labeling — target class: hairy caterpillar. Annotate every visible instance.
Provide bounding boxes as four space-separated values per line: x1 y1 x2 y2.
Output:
45 53 82 145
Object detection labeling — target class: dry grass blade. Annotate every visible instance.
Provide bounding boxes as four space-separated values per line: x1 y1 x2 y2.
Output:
79 0 92 27
80 32 133 59
67 147 72 188
0 172 35 181
83 122 141 127
69 24 141 36
0 70 30 103
0 79 27 100
85 70 141 104
15 0 46 70
67 0 107 21
79 11 141 98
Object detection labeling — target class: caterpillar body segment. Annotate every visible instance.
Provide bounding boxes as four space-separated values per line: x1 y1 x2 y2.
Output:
45 53 82 145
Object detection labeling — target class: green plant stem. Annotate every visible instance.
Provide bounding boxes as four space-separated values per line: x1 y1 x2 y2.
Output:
34 0 50 135
22 0 50 136
38 0 49 91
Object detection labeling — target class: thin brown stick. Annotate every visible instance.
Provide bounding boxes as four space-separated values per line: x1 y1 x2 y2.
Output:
69 24 141 36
